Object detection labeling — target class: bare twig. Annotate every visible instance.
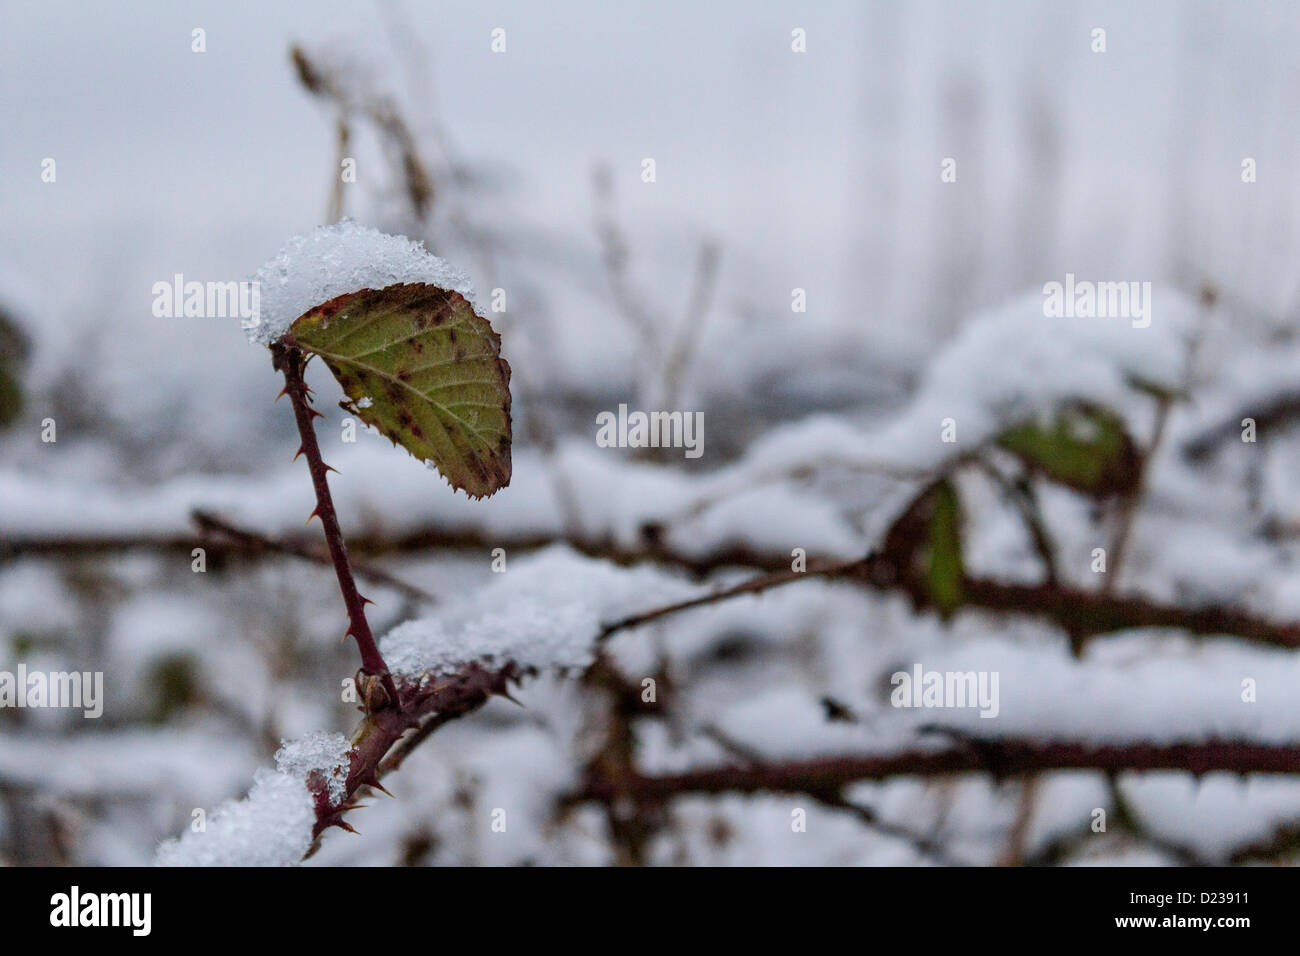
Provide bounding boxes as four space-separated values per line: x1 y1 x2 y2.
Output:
569 738 1300 806
598 550 1300 651
328 116 351 223
1107 288 1212 592
809 790 964 866
1183 391 1300 461
598 557 865 640
976 458 1058 587
192 510 435 604
290 44 433 225
1103 774 1209 866
656 238 720 415
1103 392 1173 596
582 653 658 865
592 164 659 359
996 776 1041 866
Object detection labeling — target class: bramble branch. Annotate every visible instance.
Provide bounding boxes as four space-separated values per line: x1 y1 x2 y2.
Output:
569 738 1300 806
271 342 398 708
598 552 1300 651
191 509 434 603
14 523 1300 650
307 662 518 852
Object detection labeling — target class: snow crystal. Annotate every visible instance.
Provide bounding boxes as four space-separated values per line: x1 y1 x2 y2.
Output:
245 219 477 345
275 731 351 804
154 732 350 867
380 545 696 679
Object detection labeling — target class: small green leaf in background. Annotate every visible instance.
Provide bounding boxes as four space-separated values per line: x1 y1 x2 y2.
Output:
996 403 1140 497
880 479 965 620
924 480 964 619
287 282 512 499
0 307 30 430
0 366 22 429
146 654 201 725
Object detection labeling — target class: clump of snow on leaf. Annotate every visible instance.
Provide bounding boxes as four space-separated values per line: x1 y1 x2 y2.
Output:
679 285 1203 552
245 219 477 345
707 285 1199 485
866 286 1198 470
154 732 349 866
381 545 696 680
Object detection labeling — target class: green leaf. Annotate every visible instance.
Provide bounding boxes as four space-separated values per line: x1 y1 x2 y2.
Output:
924 480 964 619
996 403 1139 497
0 306 29 431
879 479 965 620
288 282 512 499
0 364 22 430
146 654 201 724
0 306 30 364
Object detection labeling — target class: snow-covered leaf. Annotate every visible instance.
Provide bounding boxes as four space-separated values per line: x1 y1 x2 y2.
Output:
997 403 1140 497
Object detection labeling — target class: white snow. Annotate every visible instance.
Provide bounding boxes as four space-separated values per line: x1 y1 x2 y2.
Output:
151 550 693 865
0 729 256 800
245 219 477 345
870 287 1196 466
698 287 1200 486
0 437 870 567
9 3 1300 867
154 766 318 867
275 731 352 804
381 545 695 679
154 732 350 867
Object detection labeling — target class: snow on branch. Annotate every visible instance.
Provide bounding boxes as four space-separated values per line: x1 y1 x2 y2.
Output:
154 547 694 866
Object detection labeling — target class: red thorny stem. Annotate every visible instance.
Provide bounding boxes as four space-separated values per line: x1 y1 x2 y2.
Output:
271 341 399 711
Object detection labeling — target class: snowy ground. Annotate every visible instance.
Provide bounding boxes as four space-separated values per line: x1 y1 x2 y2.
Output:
4 1 1300 865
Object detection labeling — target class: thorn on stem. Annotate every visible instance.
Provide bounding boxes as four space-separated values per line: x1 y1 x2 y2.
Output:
499 688 526 708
